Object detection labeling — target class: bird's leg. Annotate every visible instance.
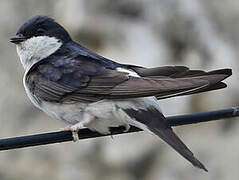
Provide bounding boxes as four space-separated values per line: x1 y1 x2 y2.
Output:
62 114 94 142
123 124 130 132
62 124 84 142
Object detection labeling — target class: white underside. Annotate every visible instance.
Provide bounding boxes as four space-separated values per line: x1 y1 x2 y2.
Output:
40 96 160 134
16 36 162 134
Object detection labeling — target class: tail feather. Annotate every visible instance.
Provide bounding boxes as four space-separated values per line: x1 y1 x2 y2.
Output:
151 127 208 171
124 107 208 171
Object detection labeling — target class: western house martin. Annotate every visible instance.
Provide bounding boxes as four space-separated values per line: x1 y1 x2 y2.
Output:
10 15 232 171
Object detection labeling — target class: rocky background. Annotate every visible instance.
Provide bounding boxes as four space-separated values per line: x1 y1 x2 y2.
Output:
0 0 238 180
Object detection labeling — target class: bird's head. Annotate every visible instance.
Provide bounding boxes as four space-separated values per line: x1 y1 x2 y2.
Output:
10 15 71 70
10 15 71 44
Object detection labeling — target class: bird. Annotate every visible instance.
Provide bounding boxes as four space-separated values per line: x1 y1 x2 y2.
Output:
10 15 232 172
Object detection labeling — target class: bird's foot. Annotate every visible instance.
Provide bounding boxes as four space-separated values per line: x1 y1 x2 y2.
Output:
123 124 130 132
62 123 84 142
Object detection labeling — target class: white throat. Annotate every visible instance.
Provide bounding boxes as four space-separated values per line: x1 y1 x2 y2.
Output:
16 36 62 71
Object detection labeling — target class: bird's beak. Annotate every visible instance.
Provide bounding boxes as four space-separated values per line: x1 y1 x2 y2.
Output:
10 35 26 44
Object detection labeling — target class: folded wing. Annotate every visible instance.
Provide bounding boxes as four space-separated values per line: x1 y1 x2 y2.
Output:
26 57 232 103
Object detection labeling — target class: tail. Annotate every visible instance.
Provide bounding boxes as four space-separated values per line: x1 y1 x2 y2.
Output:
124 108 208 171
151 123 208 171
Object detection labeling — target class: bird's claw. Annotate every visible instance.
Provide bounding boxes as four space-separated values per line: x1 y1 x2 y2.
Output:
124 124 130 132
61 126 80 142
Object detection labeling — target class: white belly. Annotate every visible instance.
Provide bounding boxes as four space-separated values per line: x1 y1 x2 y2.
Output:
39 96 160 134
40 101 88 125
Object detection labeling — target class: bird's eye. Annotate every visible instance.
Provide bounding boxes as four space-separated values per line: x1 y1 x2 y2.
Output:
17 33 24 37
37 28 46 34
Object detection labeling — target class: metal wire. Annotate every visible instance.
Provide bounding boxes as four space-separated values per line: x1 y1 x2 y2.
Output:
0 106 238 151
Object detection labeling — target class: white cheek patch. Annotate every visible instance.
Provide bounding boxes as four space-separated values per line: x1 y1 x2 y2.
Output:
16 36 62 70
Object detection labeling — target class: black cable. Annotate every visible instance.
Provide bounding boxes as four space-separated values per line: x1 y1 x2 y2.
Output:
0 107 238 151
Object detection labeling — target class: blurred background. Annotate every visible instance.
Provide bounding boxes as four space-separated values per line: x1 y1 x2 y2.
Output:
0 0 238 179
